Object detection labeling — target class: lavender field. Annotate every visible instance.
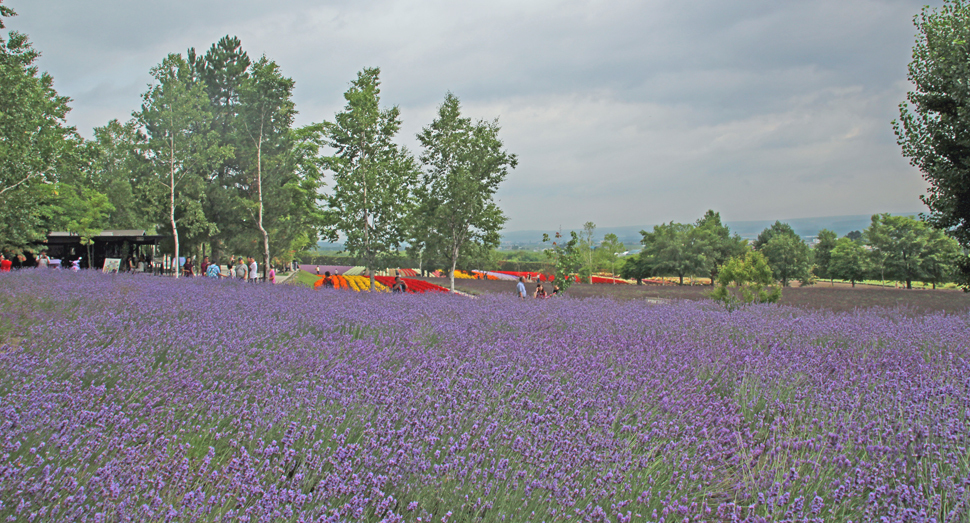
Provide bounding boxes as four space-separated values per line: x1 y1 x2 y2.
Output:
1 271 968 522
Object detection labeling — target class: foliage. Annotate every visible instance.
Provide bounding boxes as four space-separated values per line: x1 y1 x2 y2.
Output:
49 183 114 265
414 93 516 291
812 228 838 280
865 213 961 289
755 221 812 286
236 56 297 279
322 68 419 290
828 237 870 287
639 221 706 285
0 6 82 251
894 0 970 285
542 230 582 290
80 119 152 230
691 210 747 283
135 53 229 277
710 250 782 306
597 233 625 281
578 221 597 283
619 253 652 284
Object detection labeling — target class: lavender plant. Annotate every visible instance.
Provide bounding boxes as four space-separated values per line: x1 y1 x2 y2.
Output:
1 270 968 522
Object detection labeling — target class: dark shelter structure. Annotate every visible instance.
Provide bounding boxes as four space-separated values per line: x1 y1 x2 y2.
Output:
44 230 163 270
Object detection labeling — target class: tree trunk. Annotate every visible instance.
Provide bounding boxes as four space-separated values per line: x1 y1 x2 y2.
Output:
255 134 270 282
450 247 458 293
906 279 912 289
678 274 684 286
170 142 180 279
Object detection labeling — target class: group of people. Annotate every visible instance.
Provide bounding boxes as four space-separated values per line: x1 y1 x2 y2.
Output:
189 255 274 283
516 276 561 299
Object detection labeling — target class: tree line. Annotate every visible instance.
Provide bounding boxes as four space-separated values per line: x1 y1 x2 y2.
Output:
610 211 963 290
0 7 515 288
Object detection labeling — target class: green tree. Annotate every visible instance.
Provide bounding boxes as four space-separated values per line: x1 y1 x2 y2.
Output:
597 233 625 282
922 227 962 288
710 250 782 307
578 221 597 283
619 254 652 284
236 56 296 280
829 237 870 287
893 0 970 286
135 53 228 278
322 68 419 291
865 213 959 289
80 119 152 230
190 36 251 261
542 230 582 291
415 93 517 292
50 184 114 267
639 221 705 285
813 229 838 283
754 222 812 286
0 5 81 250
691 210 747 284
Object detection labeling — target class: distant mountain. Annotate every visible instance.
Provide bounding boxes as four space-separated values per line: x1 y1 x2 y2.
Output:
499 213 919 247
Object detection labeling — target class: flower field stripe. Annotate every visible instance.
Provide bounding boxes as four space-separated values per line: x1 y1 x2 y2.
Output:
1 269 969 522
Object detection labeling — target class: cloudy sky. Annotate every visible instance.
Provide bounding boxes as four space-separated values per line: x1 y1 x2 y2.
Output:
10 0 934 232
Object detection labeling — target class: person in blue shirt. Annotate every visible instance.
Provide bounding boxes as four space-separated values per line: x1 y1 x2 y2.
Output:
516 276 526 299
206 258 223 279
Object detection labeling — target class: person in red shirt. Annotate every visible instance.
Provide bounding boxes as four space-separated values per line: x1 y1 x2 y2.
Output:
0 255 12 272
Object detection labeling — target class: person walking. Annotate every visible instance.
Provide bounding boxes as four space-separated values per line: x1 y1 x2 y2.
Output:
516 276 527 299
268 266 276 284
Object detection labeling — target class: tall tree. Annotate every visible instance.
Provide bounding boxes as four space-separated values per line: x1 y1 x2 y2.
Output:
865 213 957 289
894 0 970 286
597 233 625 283
135 53 227 277
191 36 251 260
922 227 962 288
829 237 869 287
578 221 597 283
691 210 747 284
79 119 151 230
415 93 517 291
542 230 583 291
50 184 114 267
812 229 838 283
754 221 812 286
0 5 80 251
639 222 705 285
322 68 419 291
236 56 296 280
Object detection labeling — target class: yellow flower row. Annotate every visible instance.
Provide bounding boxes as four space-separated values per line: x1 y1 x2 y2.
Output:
345 275 388 292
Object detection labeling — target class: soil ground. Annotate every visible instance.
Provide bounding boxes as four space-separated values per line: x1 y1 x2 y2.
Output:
418 277 970 314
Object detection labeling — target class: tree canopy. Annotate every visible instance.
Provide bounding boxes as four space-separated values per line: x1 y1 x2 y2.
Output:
414 92 516 291
894 0 970 285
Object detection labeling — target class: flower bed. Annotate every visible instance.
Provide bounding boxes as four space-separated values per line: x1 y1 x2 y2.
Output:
374 275 449 293
314 274 388 291
590 275 631 284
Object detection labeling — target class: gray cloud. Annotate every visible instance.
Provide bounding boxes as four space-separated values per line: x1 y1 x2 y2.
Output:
9 0 933 231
